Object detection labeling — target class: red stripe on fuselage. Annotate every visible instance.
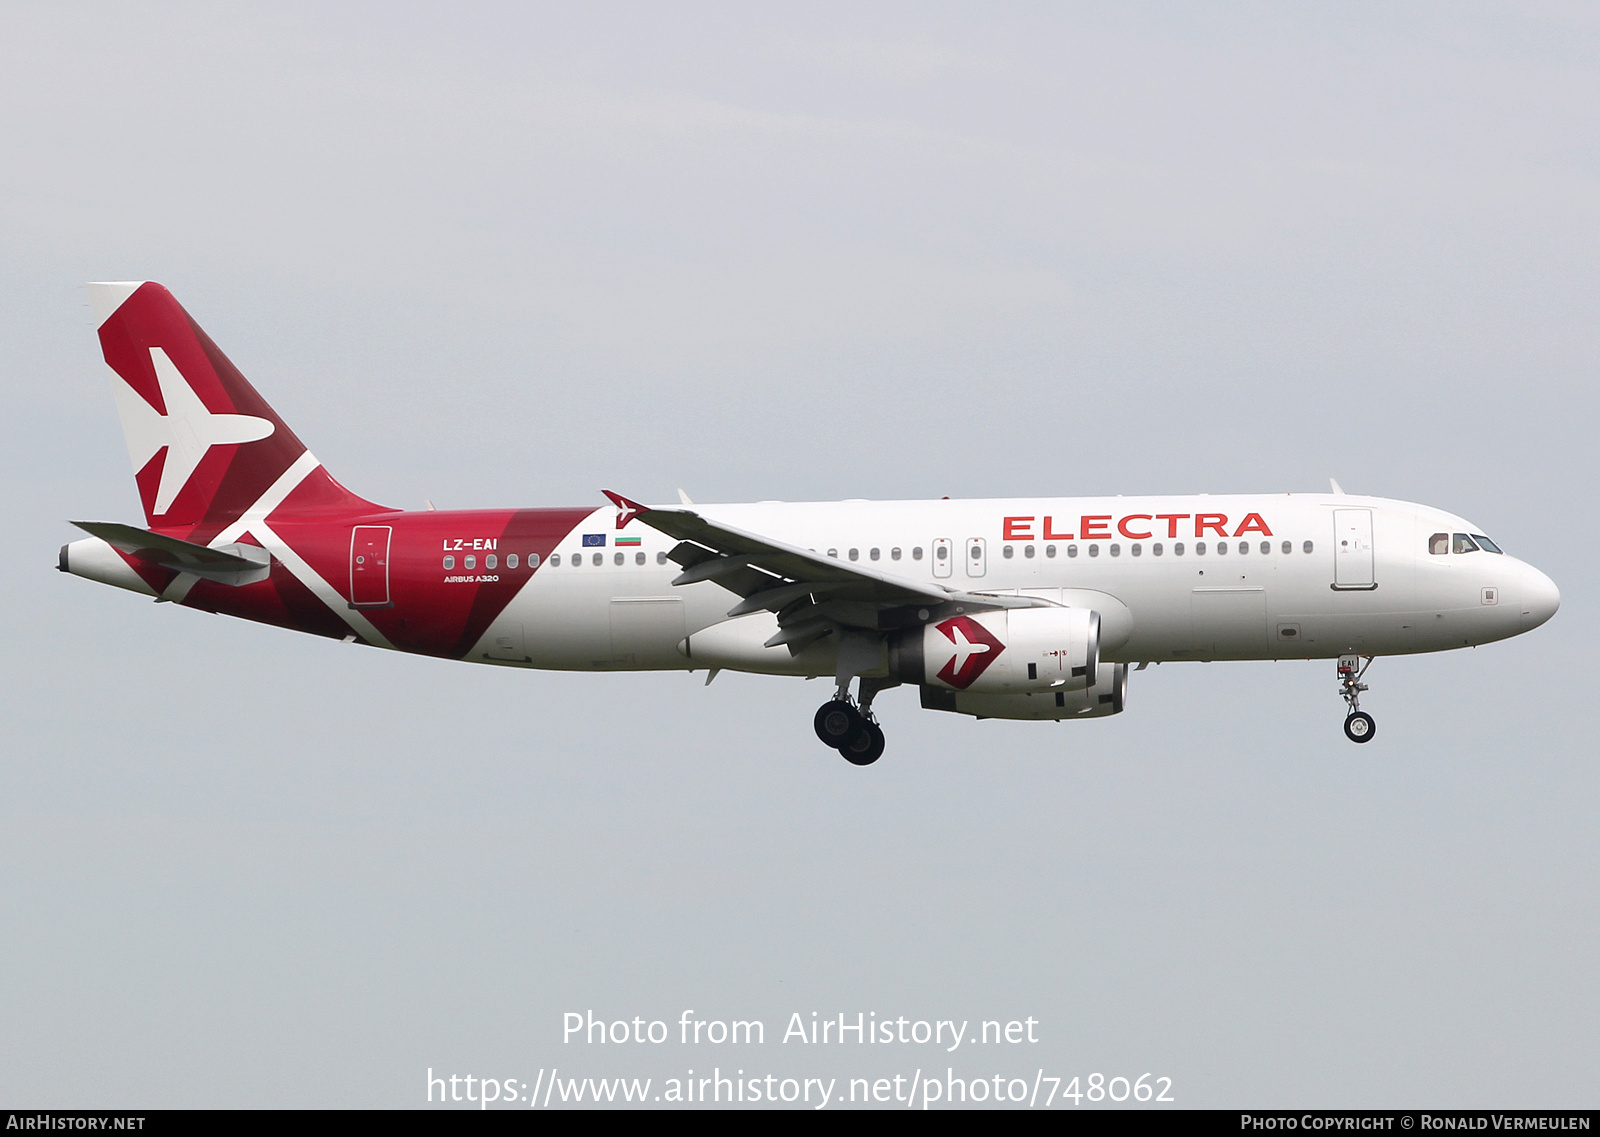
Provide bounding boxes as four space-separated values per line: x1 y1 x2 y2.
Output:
183 506 593 659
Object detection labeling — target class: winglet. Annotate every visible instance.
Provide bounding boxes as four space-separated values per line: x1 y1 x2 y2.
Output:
602 490 650 529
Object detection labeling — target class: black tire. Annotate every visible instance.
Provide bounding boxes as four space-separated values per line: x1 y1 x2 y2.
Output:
1344 711 1376 744
814 700 861 746
840 722 886 766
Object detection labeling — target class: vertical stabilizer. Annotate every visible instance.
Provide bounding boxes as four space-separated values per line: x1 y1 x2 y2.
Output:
88 282 386 540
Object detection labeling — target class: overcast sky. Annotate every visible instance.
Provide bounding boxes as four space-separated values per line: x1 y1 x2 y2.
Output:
1 2 1595 1108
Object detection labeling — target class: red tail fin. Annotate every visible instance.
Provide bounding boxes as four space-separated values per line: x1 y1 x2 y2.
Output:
90 282 387 541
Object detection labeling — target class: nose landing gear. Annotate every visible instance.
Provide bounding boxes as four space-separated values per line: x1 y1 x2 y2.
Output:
1338 654 1376 743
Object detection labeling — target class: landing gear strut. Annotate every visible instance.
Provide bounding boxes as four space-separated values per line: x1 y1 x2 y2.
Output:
1338 654 1376 743
814 675 893 765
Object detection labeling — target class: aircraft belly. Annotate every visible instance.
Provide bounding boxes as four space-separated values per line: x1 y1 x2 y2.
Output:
506 570 712 671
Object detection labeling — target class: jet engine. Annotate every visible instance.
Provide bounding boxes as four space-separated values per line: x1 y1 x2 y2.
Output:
919 662 1129 720
888 607 1100 694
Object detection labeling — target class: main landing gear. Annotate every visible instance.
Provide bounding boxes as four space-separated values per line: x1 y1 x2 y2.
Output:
814 676 892 765
1338 654 1376 743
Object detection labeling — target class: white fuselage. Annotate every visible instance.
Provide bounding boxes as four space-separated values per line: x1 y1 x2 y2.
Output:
477 493 1560 673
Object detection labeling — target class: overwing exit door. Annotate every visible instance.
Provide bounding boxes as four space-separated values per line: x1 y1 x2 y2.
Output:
1332 509 1375 590
349 525 393 608
965 537 987 578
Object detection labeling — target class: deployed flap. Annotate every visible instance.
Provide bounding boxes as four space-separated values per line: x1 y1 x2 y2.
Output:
71 520 271 585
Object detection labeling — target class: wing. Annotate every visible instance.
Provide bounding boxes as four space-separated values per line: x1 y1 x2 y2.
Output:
604 491 1052 653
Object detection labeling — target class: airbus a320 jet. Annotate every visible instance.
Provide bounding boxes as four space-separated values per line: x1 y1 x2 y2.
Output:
59 283 1561 764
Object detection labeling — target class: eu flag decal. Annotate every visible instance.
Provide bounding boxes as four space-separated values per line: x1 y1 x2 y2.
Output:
582 533 607 547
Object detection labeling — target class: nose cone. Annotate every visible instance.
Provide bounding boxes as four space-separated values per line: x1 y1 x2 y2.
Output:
1521 566 1560 630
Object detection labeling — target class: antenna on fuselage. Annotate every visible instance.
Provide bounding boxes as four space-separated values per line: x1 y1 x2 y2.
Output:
1329 478 1346 495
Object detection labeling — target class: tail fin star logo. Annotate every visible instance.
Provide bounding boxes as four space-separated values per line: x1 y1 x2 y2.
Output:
934 616 1005 689
111 346 275 515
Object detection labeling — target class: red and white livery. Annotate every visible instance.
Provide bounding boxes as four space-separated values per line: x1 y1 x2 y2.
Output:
61 283 1561 763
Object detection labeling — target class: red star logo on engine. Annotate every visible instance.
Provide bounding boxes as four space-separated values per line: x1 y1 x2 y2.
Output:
602 489 648 529
934 615 1005 689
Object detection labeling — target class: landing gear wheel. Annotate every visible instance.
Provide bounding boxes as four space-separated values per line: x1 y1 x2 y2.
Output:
814 700 861 747
1344 711 1376 744
839 721 886 766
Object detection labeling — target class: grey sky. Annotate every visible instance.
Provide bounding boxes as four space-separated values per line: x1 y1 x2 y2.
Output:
1 2 1595 1107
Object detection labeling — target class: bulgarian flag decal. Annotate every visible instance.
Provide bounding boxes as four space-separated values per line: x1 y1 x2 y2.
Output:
616 536 641 546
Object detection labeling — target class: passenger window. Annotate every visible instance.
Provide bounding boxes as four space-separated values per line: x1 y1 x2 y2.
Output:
1429 532 1449 556
1281 540 1292 555
1196 542 1206 555
849 548 859 561
1259 541 1270 555
1215 541 1226 555
549 554 560 567
1131 543 1141 557
891 547 902 561
1153 542 1163 556
656 551 667 564
1002 545 1014 559
528 554 539 568
1174 542 1185 555
1109 543 1120 557
1473 534 1503 554
506 554 519 569
934 546 945 561
486 554 498 569
870 548 880 561
1088 544 1099 558
1045 544 1057 558
1239 542 1249 555
592 552 603 566
465 555 476 569
828 549 838 558
1453 533 1479 554
1024 545 1035 559
1302 540 1314 554
635 551 646 565
614 552 624 565
1067 545 1078 558
912 547 923 561
443 555 455 569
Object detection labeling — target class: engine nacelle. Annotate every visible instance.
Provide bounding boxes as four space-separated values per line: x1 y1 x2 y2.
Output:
890 607 1099 695
920 662 1128 720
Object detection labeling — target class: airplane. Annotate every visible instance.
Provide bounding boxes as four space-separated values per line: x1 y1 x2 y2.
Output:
59 282 1561 765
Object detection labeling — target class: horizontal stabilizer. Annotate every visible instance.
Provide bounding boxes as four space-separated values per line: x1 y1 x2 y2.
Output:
71 521 271 586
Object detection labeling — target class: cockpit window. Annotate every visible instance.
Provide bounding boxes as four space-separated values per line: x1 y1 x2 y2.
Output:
1452 533 1480 554
1472 534 1503 554
1429 532 1448 555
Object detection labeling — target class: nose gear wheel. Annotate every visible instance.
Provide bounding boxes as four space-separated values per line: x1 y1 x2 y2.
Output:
1344 711 1376 743
1337 655 1376 744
